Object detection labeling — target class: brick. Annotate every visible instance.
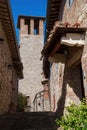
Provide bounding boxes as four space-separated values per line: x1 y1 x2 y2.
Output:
39 20 44 35
30 18 34 35
20 18 28 35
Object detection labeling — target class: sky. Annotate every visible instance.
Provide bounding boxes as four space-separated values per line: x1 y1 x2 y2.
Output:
10 0 47 40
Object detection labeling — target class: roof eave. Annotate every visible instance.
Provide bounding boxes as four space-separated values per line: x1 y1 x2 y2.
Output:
46 0 61 35
0 0 23 75
6 0 20 60
42 26 87 56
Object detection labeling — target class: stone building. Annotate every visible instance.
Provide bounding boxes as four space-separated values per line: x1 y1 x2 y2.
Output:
42 0 87 117
0 0 23 114
18 16 50 111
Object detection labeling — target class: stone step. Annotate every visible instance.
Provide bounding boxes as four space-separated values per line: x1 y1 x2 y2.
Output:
0 112 57 130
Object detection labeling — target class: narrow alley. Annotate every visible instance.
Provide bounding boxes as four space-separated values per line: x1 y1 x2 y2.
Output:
1 0 87 129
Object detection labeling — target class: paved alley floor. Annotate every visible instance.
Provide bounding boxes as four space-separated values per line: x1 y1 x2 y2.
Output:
0 112 57 130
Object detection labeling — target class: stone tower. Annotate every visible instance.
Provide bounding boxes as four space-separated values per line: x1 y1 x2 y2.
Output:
17 16 46 111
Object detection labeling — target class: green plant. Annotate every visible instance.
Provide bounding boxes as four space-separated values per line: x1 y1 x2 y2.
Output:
56 100 87 130
17 92 27 111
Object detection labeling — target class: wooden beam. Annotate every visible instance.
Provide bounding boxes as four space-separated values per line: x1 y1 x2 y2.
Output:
51 8 58 11
7 39 14 41
6 35 14 38
6 36 14 39
50 18 57 21
0 4 7 9
50 14 58 19
50 40 61 57
2 22 11 26
51 4 60 7
5 34 13 38
51 3 60 7
49 54 66 63
0 15 9 20
52 0 59 2
51 13 58 16
0 8 8 12
51 11 58 14
52 0 60 3
4 29 13 33
0 12 8 16
1 20 10 25
2 26 12 30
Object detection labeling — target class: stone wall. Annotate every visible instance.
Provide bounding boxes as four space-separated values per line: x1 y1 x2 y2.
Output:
62 0 86 26
0 22 12 114
50 62 83 116
62 0 87 99
0 21 18 114
12 69 18 104
50 63 65 112
49 0 87 114
19 34 44 111
19 16 51 111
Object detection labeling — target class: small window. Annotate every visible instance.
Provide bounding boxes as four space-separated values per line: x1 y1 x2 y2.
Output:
68 0 73 8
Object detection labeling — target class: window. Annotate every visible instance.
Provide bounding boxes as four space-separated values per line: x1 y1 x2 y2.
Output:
68 0 73 8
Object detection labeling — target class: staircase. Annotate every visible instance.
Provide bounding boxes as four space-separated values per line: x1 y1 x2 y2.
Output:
0 112 57 130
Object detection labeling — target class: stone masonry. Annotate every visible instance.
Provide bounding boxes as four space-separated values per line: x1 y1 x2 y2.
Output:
0 21 12 113
62 0 87 101
46 0 87 115
18 16 49 111
0 1 23 114
0 21 19 114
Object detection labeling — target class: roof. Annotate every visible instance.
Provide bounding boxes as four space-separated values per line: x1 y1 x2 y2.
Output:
0 0 23 78
17 15 46 29
46 0 61 35
42 21 87 56
42 0 61 78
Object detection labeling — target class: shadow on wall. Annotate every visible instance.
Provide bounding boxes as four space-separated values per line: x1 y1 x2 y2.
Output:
55 63 85 118
55 64 67 118
69 64 85 100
